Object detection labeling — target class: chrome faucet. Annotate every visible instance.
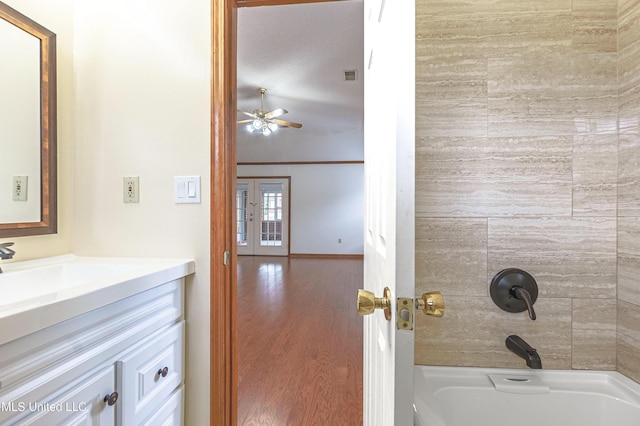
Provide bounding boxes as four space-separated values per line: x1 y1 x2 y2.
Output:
506 335 542 369
0 242 15 259
0 242 16 269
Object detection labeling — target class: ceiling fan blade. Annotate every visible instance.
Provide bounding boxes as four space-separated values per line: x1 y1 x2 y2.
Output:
272 118 303 129
237 119 253 124
238 110 258 118
265 108 288 119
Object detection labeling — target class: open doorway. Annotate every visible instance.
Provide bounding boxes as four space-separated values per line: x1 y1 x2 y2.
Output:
235 0 365 423
236 1 364 257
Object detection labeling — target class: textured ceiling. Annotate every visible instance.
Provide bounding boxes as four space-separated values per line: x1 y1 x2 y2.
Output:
237 1 364 158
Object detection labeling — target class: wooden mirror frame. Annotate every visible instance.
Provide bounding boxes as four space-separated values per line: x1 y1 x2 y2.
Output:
0 2 57 238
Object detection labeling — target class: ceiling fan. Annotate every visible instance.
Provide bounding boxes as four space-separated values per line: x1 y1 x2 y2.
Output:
237 88 303 136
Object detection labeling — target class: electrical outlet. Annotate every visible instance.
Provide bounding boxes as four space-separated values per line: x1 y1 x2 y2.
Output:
12 176 28 201
123 176 139 203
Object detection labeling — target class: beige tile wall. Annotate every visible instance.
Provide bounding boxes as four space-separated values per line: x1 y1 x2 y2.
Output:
415 0 623 372
618 0 640 383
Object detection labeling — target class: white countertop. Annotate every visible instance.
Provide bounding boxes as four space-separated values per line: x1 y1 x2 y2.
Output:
0 254 195 345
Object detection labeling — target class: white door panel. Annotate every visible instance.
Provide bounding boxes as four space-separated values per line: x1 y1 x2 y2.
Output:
362 0 415 425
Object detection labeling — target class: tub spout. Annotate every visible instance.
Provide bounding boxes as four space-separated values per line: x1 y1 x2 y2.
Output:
506 335 542 369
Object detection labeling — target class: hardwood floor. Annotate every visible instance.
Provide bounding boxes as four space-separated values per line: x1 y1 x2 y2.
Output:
237 256 363 425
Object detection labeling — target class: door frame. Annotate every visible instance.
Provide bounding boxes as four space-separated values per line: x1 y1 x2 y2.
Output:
210 0 237 424
210 0 348 424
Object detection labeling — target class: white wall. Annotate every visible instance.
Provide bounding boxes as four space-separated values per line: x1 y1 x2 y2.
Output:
238 163 364 255
237 128 364 163
72 0 211 424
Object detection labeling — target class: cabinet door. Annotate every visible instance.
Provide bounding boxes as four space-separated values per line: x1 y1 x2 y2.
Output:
18 366 117 425
117 322 184 424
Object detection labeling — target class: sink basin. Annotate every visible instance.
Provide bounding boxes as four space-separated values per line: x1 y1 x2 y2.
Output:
0 254 195 345
0 261 143 306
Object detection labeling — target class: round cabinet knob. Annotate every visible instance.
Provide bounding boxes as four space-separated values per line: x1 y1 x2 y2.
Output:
157 366 169 378
103 391 119 406
356 287 392 321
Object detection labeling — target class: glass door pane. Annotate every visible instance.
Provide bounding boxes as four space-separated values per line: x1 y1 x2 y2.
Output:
236 182 249 248
259 183 283 247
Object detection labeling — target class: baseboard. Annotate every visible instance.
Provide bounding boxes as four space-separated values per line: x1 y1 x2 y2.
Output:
288 253 364 260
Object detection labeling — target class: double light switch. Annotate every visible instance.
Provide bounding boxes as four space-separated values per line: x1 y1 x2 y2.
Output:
174 176 201 204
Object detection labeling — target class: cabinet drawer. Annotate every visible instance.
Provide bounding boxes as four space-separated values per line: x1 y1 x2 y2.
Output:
117 321 184 424
141 386 183 426
17 365 117 425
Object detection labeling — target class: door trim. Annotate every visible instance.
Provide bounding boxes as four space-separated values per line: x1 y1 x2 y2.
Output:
210 0 237 424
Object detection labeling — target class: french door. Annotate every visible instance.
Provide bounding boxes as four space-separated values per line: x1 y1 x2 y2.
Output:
236 178 289 256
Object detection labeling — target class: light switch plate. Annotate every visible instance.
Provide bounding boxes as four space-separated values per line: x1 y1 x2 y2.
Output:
174 176 201 204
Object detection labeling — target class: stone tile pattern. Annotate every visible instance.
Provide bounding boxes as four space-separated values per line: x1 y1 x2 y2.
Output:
414 0 631 374
616 0 640 384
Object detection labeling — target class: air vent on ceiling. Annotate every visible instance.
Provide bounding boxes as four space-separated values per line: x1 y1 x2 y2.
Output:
343 69 358 81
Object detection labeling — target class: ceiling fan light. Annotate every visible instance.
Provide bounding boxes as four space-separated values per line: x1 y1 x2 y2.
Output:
237 88 301 135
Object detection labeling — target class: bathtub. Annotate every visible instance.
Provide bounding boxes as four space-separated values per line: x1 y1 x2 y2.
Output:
414 366 640 426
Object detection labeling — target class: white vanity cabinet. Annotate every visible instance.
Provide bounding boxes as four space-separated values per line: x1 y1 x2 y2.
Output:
0 278 186 426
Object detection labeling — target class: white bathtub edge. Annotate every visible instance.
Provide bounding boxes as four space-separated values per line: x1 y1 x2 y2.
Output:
414 365 640 426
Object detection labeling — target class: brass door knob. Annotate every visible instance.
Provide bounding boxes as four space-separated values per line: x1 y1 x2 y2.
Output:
357 287 392 321
416 292 444 317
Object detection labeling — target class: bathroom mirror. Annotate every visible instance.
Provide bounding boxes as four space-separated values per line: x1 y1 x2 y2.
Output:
0 2 57 237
